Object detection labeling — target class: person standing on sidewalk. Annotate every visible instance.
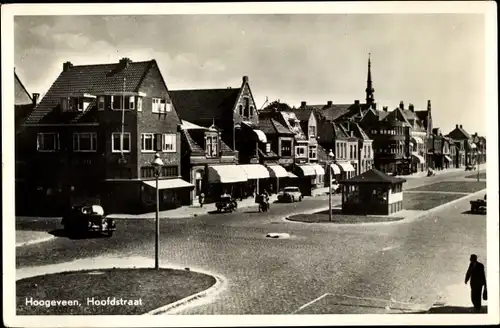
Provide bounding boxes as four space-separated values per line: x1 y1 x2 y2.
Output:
464 254 487 312
198 193 205 208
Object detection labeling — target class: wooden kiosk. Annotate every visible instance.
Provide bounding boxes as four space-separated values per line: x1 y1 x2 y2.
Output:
338 169 406 215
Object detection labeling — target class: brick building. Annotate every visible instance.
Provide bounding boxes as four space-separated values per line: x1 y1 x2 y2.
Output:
20 58 193 215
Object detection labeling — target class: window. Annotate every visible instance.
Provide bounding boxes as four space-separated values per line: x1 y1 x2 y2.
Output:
205 135 218 157
161 165 178 177
37 133 58 152
141 133 155 152
309 145 317 159
281 139 292 157
250 106 254 117
112 95 135 110
309 126 316 139
98 96 105 110
137 97 143 111
265 143 271 153
353 145 357 159
296 146 306 158
152 98 162 113
73 132 97 152
112 132 131 152
350 145 353 159
239 105 243 116
243 98 250 117
162 134 176 152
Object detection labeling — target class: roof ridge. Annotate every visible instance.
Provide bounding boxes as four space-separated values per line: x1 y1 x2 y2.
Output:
69 60 154 68
169 87 241 92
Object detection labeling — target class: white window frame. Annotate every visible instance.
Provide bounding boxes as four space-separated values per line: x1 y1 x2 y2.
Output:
295 145 307 158
111 95 134 111
308 145 317 160
153 98 171 113
280 138 292 157
308 125 316 139
141 133 155 152
111 132 131 153
162 133 176 153
98 96 105 110
265 143 271 153
73 132 97 152
137 97 143 112
37 133 59 152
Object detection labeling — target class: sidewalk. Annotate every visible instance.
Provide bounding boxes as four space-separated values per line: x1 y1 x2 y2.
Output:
396 167 468 179
108 187 331 220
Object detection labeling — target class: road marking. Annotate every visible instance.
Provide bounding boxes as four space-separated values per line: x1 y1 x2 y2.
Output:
381 245 400 251
292 293 330 314
332 294 421 306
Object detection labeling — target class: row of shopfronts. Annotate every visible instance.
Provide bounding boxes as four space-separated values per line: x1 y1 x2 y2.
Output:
186 161 356 205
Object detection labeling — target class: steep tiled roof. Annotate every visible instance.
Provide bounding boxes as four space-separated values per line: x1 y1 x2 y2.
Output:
318 104 353 122
169 88 241 123
182 128 234 155
447 126 471 140
15 71 32 105
415 110 428 122
279 111 307 140
256 117 275 134
290 107 313 121
351 123 371 140
402 109 417 121
272 119 293 135
340 168 407 184
25 60 154 125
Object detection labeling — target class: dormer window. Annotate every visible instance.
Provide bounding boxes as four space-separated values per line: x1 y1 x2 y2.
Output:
265 143 271 153
111 95 135 110
60 97 91 112
205 135 218 158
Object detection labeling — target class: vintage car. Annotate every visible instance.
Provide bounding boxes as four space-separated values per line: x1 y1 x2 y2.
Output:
215 194 238 213
61 204 116 237
277 187 303 203
470 195 487 214
465 165 477 171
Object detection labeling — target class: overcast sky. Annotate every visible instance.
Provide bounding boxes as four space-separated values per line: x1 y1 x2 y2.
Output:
14 14 486 135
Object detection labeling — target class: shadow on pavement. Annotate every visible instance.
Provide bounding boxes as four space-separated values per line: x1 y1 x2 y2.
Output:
48 229 108 240
425 305 487 314
461 210 486 216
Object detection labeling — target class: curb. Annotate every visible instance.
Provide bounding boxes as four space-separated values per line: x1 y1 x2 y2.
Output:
144 273 225 315
15 235 56 247
283 188 487 227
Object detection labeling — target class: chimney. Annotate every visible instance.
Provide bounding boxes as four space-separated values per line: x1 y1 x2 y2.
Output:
301 101 307 108
460 125 463 129
242 75 249 83
409 104 414 112
63 61 73 72
32 93 40 106
354 100 360 105
119 57 132 68
427 100 432 111
399 101 404 110
383 106 388 112
327 100 332 106
372 103 377 110
456 124 459 128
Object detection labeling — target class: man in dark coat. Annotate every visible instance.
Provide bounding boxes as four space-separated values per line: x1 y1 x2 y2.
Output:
465 254 487 312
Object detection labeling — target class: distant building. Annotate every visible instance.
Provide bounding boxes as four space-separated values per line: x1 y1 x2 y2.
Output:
447 124 472 167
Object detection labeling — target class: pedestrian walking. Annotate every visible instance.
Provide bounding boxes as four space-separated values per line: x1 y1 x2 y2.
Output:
198 192 205 208
465 254 487 312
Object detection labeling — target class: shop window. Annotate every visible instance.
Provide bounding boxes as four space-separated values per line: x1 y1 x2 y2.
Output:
281 139 292 157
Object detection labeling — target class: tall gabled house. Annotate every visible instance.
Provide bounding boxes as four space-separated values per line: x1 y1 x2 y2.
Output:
447 124 473 167
20 58 192 215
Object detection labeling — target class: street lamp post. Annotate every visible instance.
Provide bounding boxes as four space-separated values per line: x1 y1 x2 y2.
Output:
473 136 480 182
327 149 335 222
151 153 164 270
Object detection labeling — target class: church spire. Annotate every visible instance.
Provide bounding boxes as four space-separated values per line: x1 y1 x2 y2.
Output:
365 53 375 105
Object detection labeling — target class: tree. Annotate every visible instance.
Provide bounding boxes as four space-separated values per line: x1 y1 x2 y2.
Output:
262 100 293 112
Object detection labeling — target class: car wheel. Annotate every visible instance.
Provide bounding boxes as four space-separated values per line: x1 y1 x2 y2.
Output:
299 196 303 201
291 196 295 203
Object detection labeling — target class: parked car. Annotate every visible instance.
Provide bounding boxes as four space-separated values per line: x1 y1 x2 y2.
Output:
61 204 115 237
465 165 476 171
215 194 237 213
277 187 303 203
470 194 487 214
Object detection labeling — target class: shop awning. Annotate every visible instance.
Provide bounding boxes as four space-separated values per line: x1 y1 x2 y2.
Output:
239 164 270 179
444 155 452 162
287 172 298 178
266 165 288 178
337 162 355 172
329 163 341 174
143 178 194 190
253 129 267 143
411 152 426 164
296 164 316 176
208 165 248 183
310 164 325 176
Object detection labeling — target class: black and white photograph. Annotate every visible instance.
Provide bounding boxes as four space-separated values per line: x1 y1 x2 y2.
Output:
2 2 498 327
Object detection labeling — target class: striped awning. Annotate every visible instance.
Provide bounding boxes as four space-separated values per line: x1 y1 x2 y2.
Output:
239 164 270 179
310 164 325 176
296 164 316 176
266 165 288 178
208 165 248 183
337 162 355 172
329 163 341 174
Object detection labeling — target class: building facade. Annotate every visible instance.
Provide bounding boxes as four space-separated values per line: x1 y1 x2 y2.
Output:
447 124 471 167
20 58 192 215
